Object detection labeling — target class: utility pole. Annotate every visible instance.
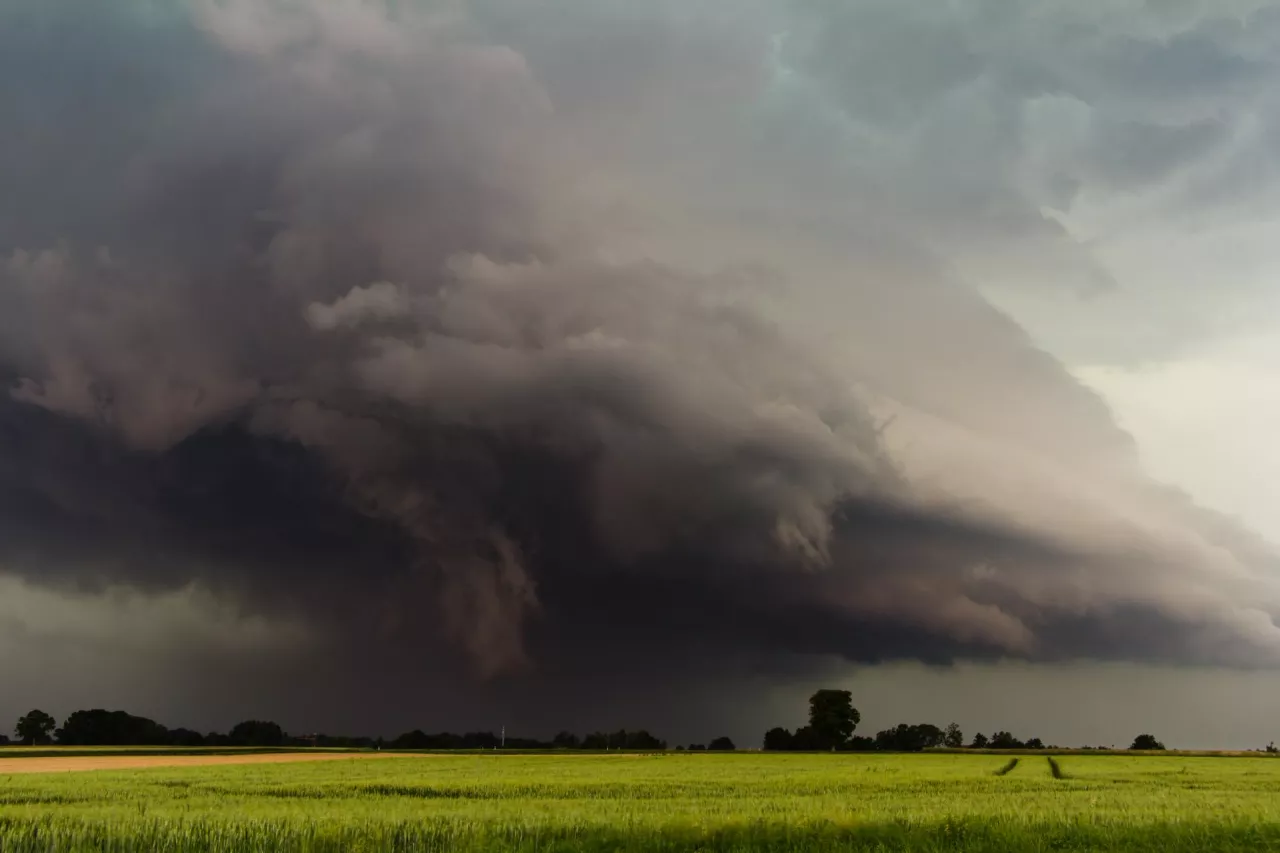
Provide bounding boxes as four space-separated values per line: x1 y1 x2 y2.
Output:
501 726 505 749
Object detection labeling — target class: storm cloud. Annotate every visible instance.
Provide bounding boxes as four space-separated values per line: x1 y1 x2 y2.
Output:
3 0 1280 736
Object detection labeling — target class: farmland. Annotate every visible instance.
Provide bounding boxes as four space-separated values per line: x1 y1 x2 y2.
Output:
3 751 1280 851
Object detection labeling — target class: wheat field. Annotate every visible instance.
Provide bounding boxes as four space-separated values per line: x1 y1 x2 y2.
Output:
3 751 1280 851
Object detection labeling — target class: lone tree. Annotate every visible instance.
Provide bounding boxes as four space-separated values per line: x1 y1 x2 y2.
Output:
943 723 964 749
1130 734 1165 751
708 736 736 751
808 689 860 750
15 710 56 745
970 732 989 749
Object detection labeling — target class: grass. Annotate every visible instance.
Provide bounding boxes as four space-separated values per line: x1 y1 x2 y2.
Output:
4 752 1280 851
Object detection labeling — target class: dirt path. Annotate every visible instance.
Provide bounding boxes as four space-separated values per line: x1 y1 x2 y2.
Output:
0 752 409 775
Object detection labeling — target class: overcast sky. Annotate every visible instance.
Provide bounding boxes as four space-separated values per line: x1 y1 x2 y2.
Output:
2 0 1279 749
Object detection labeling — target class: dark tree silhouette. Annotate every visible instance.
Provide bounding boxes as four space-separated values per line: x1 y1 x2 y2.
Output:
943 723 964 749
1130 734 1165 751
970 732 989 749
56 710 169 745
873 723 945 752
621 730 665 750
391 731 513 749
989 731 1024 749
707 736 736 751
1024 738 1045 750
228 720 285 746
790 726 821 750
846 735 876 751
763 727 794 751
15 710 56 745
167 728 206 747
579 730 665 750
808 689 860 750
391 730 431 749
552 731 581 748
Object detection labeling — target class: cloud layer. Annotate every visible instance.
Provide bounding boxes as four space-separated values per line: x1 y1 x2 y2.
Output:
3 0 1280 726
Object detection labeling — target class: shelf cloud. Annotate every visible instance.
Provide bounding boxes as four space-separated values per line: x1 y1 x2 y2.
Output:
3 0 1280 734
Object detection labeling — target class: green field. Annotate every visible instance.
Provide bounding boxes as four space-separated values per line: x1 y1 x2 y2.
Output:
4 752 1280 851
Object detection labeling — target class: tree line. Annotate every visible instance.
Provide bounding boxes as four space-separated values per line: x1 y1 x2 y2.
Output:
8 708 731 752
8 697 1169 752
389 729 696 751
11 709 304 748
758 690 1167 753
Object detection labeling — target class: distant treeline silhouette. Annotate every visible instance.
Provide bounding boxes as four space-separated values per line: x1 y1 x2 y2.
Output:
759 691 1176 753
7 708 690 751
760 691 1053 752
8 696 1171 753
11 709 306 748
390 729 674 750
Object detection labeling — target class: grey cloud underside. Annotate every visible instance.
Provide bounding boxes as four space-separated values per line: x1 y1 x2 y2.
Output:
3 0 1280 695
0 397 1243 675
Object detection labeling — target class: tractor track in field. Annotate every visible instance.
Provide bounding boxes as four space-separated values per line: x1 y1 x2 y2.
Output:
993 758 1019 776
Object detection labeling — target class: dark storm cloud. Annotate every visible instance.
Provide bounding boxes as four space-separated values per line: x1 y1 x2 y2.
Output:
3 0 1280 726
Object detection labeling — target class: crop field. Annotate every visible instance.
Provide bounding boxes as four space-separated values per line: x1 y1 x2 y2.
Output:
3 752 1280 852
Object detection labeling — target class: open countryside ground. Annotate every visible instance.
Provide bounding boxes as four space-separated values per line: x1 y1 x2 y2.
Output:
4 753 1280 852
